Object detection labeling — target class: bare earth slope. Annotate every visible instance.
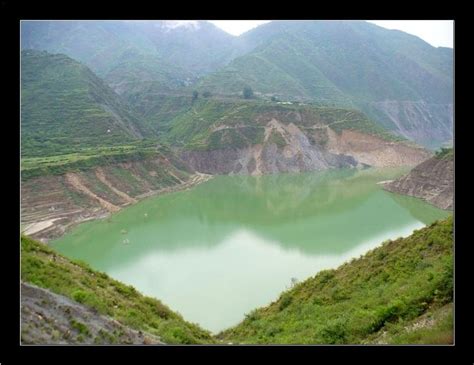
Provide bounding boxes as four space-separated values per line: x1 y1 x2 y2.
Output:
173 102 431 175
21 156 212 242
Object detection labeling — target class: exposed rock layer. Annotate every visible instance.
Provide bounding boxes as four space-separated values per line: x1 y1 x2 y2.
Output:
383 154 453 210
21 156 212 242
180 119 430 175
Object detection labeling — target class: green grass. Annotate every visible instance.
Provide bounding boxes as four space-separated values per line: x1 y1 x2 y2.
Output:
21 235 215 344
20 141 178 181
218 216 453 344
365 303 453 344
435 147 453 160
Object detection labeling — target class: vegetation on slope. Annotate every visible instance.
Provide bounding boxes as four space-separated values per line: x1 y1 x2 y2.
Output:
21 50 152 157
219 216 453 344
103 51 194 98
435 147 454 160
20 140 177 181
163 98 405 151
21 235 214 344
197 21 452 105
21 21 240 90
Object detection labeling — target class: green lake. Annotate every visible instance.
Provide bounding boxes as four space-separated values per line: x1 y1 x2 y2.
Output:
52 168 450 333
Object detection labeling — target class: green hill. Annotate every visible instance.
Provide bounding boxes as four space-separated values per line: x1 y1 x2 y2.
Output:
21 50 152 157
161 98 405 151
21 235 214 344
21 21 239 97
218 216 453 344
195 21 453 148
198 21 452 104
21 21 453 148
103 51 194 100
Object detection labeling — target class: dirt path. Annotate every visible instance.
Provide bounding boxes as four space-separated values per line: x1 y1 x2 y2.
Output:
95 168 137 204
65 173 120 213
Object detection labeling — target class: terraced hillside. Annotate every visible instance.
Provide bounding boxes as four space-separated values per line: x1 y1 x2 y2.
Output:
162 99 430 175
21 50 152 157
21 21 240 96
195 20 453 148
218 216 453 344
21 144 212 242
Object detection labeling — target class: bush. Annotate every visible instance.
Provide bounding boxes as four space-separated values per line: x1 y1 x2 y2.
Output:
320 318 348 344
279 294 293 311
243 86 254 99
72 290 90 304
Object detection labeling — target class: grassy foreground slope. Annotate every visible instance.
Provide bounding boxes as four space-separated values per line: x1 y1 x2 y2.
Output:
219 216 453 344
21 235 214 344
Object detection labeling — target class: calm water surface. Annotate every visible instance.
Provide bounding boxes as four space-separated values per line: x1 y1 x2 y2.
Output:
52 168 449 333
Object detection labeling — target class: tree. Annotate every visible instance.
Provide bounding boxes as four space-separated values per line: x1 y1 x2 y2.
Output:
243 86 254 99
271 96 279 102
192 90 199 102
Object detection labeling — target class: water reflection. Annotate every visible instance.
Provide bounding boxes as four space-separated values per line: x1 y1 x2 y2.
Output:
52 168 449 332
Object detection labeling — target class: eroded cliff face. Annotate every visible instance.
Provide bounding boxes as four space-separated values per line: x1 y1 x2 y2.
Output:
21 156 212 242
21 118 432 242
367 101 453 149
384 154 453 210
180 118 430 175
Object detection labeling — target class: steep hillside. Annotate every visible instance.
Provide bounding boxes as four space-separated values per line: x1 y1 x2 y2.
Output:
21 144 212 242
21 21 158 76
21 282 163 345
384 148 453 210
103 51 194 98
21 235 214 344
218 216 453 344
196 21 453 148
21 21 239 96
21 20 453 148
21 50 152 157
162 99 430 175
128 21 242 76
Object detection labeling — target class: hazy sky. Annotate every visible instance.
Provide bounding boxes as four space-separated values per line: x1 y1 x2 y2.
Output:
208 20 453 48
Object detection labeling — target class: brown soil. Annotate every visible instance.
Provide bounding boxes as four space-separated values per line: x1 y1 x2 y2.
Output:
65 172 120 213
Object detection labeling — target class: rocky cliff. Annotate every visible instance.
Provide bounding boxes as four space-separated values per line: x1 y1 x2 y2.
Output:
179 118 430 175
383 151 453 210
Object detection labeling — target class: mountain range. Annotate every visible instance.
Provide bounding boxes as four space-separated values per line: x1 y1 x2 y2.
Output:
21 20 453 149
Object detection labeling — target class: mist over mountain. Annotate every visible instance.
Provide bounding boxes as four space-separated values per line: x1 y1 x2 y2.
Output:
21 20 453 148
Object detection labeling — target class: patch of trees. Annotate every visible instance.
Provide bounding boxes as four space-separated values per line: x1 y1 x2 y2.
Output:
243 86 254 99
